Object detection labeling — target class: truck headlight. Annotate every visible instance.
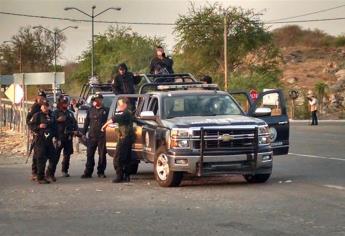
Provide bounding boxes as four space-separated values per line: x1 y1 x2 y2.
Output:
258 125 270 145
170 128 190 149
171 128 190 138
171 139 190 148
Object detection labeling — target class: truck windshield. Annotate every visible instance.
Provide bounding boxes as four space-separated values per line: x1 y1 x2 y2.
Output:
163 94 242 119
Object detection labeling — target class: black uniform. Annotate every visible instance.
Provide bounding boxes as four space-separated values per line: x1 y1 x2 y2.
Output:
149 56 174 74
112 109 135 180
51 108 78 175
83 106 109 176
29 111 57 181
112 72 141 95
26 102 41 176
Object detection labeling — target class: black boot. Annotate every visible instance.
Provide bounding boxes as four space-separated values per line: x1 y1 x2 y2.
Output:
62 172 70 177
97 173 107 178
124 174 130 182
38 178 50 184
46 170 56 182
112 168 123 183
81 173 92 179
112 177 123 183
113 171 123 183
31 174 38 181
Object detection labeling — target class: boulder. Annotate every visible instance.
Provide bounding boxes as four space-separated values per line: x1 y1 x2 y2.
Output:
330 78 345 93
287 77 298 84
335 69 345 80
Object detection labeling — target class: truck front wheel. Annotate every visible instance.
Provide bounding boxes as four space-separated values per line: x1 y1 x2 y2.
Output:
243 173 271 183
154 147 183 187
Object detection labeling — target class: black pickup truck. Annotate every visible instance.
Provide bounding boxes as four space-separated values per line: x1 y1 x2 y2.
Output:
105 77 289 187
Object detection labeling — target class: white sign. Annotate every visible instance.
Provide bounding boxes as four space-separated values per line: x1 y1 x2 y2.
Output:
13 72 65 85
263 89 279 106
5 84 24 104
1 73 65 86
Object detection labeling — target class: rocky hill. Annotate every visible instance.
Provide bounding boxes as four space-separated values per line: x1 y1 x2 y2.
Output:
273 26 345 119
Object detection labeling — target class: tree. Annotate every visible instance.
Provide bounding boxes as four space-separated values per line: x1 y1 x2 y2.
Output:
68 26 162 86
314 81 328 113
173 3 280 89
0 26 66 74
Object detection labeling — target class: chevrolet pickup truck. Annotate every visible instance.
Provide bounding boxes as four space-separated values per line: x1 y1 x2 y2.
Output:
105 79 289 187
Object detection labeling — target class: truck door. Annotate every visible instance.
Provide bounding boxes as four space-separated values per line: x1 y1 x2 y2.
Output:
229 90 253 114
248 89 289 155
141 96 160 163
105 94 147 159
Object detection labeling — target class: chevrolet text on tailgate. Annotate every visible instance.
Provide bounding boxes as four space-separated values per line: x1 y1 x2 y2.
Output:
105 75 289 187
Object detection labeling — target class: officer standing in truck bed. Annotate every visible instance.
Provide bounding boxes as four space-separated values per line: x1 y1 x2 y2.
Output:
81 93 109 179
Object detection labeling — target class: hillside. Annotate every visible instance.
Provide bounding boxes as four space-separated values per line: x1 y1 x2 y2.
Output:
273 26 345 119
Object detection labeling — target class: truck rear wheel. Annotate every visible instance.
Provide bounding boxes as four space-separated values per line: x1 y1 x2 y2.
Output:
154 147 183 187
243 173 271 183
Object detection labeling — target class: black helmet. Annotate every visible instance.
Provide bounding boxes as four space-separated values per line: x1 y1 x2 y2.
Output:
201 75 212 84
41 100 49 107
37 90 47 98
58 95 69 104
93 93 104 100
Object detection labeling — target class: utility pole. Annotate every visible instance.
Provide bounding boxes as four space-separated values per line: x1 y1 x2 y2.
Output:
33 25 78 105
91 6 95 77
223 11 228 91
65 6 121 77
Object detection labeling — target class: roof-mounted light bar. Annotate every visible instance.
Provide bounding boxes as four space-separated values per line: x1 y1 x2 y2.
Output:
157 83 219 91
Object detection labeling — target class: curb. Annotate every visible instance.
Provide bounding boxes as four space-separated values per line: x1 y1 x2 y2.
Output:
289 119 345 123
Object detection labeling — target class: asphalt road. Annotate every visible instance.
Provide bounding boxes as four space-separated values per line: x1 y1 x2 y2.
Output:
0 123 344 236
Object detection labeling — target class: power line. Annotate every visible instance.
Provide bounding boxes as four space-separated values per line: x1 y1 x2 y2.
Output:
266 17 345 24
0 11 175 25
268 3 345 22
2 10 345 26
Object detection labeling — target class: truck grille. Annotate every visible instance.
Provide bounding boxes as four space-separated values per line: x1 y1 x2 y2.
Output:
192 128 257 152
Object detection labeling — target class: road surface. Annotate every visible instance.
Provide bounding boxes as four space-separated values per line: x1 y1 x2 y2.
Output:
0 123 344 236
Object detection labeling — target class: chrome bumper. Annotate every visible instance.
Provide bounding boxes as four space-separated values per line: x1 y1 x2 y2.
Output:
168 151 273 175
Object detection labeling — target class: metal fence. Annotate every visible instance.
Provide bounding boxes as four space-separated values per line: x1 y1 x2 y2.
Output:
0 98 81 154
0 98 33 133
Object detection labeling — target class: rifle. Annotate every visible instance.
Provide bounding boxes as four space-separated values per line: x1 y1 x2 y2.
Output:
25 134 38 164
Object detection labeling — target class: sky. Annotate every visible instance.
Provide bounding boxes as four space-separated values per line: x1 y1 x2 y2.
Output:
1 0 345 65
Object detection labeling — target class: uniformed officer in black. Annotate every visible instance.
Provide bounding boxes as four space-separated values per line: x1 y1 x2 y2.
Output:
29 101 57 184
26 90 47 181
51 95 78 177
81 94 109 178
102 97 134 183
149 46 174 74
111 63 141 95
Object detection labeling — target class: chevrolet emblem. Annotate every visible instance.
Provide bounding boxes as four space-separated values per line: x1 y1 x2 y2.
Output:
218 134 234 142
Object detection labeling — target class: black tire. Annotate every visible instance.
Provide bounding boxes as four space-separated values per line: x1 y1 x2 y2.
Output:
243 173 271 183
154 147 183 187
129 162 139 175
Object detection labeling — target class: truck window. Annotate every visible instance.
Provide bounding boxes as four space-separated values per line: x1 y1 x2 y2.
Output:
256 92 282 116
148 97 159 115
115 96 144 116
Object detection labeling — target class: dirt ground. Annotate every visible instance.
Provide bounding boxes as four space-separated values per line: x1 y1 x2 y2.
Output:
0 127 28 164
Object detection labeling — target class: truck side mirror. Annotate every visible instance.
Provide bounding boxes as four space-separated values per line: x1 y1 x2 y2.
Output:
140 111 157 120
253 107 272 117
